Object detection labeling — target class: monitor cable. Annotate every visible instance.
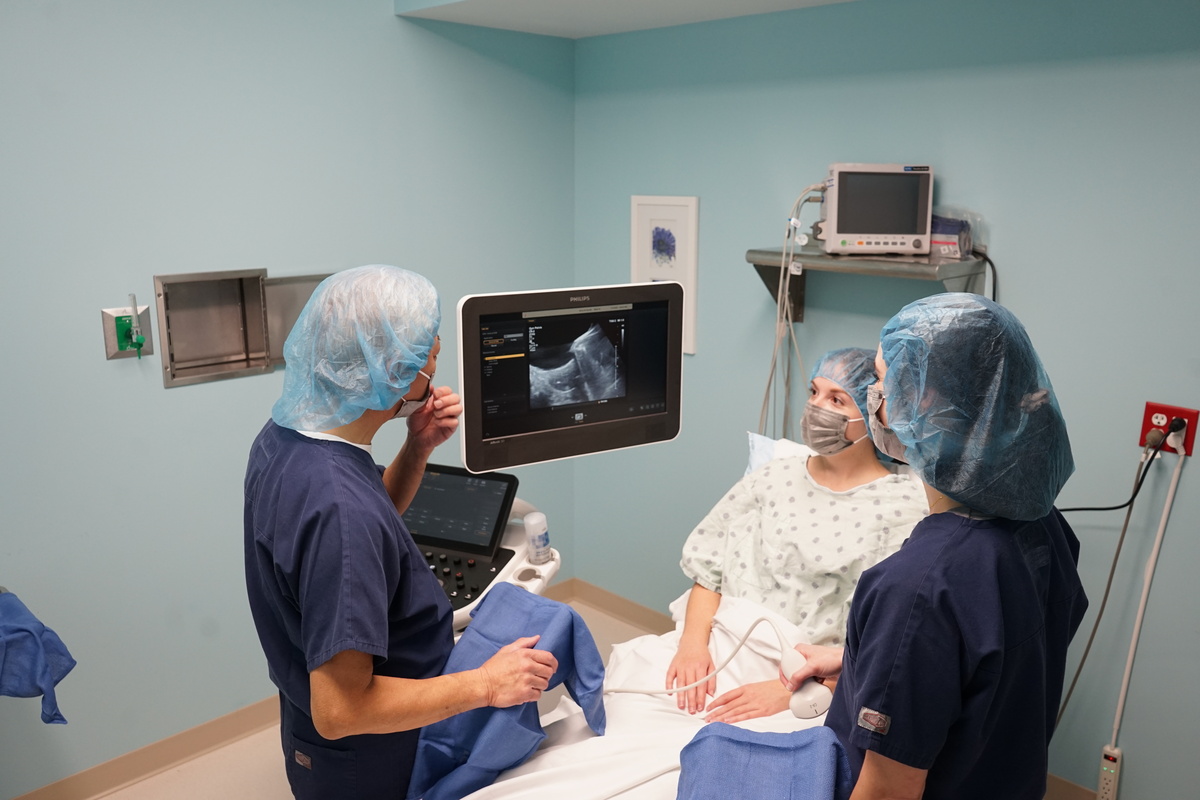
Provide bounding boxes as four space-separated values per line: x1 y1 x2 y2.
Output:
972 248 998 302
1056 420 1183 728
759 183 823 440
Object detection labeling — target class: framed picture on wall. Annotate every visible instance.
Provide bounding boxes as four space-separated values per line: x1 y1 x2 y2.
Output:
631 195 698 354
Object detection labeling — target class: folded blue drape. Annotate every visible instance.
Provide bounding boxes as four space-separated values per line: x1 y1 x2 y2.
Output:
0 592 77 724
677 723 852 800
407 583 606 800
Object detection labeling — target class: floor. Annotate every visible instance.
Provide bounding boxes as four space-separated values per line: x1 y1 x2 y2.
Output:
91 600 654 800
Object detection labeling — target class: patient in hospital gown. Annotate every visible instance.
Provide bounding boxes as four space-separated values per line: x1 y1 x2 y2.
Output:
459 349 926 800
668 348 928 723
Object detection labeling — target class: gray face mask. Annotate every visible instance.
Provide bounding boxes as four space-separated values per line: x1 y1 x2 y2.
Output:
867 386 908 463
800 401 866 456
394 370 434 419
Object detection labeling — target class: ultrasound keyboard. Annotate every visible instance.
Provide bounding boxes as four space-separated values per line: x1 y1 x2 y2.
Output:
422 545 516 611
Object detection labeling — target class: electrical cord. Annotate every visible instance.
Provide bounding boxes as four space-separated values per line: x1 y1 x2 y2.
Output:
1056 441 1155 726
1058 428 1170 513
1056 420 1186 728
1110 438 1186 748
971 248 998 302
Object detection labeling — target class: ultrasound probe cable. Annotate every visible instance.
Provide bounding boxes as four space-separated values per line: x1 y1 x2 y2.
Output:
607 616 809 697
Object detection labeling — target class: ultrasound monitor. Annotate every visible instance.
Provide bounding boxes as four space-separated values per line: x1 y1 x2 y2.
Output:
457 281 684 473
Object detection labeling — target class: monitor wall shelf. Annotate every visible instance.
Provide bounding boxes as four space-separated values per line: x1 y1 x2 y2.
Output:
745 246 986 321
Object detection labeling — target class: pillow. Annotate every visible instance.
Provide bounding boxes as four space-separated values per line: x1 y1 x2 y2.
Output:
746 432 809 475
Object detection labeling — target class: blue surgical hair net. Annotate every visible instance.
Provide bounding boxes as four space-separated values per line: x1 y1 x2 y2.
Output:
271 265 440 432
810 347 876 428
879 293 1073 521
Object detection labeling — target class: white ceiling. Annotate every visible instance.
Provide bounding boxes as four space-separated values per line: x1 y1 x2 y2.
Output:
396 0 857 40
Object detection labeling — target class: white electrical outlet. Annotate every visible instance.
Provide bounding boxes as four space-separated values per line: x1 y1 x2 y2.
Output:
1097 745 1121 800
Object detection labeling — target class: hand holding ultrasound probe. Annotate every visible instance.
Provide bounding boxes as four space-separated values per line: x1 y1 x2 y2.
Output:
609 617 833 719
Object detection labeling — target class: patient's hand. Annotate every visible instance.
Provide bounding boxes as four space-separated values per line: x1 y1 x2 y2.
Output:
704 681 790 723
666 641 716 715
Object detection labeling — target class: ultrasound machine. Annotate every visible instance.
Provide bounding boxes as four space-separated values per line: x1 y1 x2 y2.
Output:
409 280 683 631
402 463 560 632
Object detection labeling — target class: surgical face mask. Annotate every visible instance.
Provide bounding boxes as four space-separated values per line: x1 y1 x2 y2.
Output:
867 386 908 463
394 370 434 418
800 401 866 456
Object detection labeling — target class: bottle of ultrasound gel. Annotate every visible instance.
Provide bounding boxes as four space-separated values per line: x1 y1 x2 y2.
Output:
523 511 551 565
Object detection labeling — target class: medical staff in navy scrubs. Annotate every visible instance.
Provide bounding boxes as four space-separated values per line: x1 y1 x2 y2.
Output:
244 265 557 800
782 293 1088 800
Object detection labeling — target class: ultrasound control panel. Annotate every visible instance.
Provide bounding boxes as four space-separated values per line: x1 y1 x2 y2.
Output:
402 465 559 630
423 545 516 611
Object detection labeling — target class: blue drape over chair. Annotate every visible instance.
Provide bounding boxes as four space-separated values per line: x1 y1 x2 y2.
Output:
0 591 76 724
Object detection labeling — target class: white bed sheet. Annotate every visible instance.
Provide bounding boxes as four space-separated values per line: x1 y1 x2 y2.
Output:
463 592 826 800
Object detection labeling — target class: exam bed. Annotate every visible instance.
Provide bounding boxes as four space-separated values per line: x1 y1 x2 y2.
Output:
460 592 825 800
455 435 843 799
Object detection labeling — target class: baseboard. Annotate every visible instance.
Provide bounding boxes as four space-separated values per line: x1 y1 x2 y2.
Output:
544 577 674 634
1045 773 1096 800
14 697 278 800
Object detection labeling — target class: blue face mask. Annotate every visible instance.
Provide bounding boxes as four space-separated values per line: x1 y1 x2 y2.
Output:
867 386 907 463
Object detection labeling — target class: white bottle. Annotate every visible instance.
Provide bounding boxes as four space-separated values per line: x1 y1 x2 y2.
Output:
523 511 551 565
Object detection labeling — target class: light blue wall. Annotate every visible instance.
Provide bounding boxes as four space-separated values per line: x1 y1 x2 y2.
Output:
571 1 1200 798
3 1 1198 798
0 2 574 797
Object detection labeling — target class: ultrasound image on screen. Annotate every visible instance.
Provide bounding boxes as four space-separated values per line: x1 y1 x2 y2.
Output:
528 322 626 410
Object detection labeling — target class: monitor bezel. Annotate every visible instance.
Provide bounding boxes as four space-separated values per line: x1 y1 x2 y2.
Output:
457 281 684 473
822 163 933 255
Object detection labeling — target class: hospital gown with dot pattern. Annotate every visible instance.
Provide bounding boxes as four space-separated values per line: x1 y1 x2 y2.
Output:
680 447 928 646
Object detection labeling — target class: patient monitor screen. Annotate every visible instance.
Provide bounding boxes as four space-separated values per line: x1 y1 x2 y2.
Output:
458 282 683 472
837 172 926 235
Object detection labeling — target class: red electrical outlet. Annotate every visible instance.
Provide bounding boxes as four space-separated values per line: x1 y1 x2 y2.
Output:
1140 402 1199 456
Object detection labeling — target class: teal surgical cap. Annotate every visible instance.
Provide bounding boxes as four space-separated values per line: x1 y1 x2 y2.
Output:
272 265 440 432
810 347 876 429
879 293 1073 521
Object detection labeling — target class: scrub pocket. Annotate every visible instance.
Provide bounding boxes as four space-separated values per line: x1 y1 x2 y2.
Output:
284 731 357 799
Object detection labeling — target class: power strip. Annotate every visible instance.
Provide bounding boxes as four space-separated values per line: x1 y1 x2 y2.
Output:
1097 745 1121 800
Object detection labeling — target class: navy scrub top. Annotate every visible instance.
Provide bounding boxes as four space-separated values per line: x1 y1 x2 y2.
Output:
825 509 1087 800
244 420 454 796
